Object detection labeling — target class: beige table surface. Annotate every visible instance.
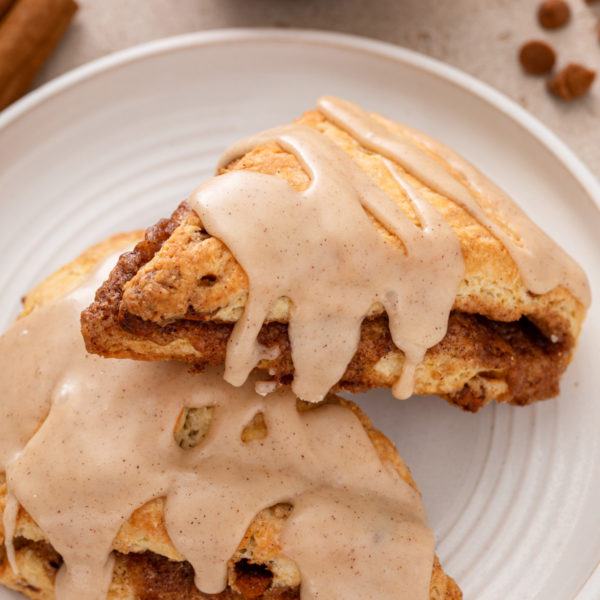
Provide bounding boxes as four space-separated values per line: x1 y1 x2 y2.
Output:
35 0 600 181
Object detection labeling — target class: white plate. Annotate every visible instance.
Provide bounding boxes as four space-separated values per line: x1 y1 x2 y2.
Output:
0 29 599 600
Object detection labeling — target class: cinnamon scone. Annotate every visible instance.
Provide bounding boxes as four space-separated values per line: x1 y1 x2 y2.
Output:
0 235 461 600
81 97 590 410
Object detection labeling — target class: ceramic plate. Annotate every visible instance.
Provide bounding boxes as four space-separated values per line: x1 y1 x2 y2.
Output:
0 29 599 600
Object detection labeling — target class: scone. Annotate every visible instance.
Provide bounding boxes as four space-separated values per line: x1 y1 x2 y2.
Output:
0 235 461 600
81 97 590 410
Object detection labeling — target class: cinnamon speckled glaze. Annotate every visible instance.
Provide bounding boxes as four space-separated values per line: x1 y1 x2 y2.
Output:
0 234 461 600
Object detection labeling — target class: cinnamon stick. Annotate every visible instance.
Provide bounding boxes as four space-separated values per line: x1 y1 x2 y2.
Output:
0 0 17 20
0 0 78 110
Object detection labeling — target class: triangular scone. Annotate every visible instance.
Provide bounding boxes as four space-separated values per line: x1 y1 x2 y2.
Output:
81 97 589 411
0 236 461 600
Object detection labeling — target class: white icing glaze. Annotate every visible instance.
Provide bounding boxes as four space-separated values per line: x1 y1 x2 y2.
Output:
318 96 591 307
0 252 434 600
193 126 463 402
188 96 590 402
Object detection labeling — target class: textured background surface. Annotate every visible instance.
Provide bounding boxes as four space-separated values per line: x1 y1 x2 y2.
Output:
35 0 600 178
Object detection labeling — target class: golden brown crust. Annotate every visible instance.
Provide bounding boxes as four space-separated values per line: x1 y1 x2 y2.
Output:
1 236 462 599
80 109 586 411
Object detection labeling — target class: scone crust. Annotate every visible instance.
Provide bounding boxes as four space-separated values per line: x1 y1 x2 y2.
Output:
80 109 586 411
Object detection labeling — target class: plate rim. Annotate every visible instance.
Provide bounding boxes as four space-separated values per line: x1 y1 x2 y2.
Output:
0 27 598 598
1 27 599 213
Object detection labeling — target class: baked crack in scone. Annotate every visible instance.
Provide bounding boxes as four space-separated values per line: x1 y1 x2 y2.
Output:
81 97 590 409
0 236 461 600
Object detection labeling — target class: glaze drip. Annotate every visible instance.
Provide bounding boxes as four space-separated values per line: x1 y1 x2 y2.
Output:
188 97 590 402
318 96 590 307
192 126 464 402
0 252 434 600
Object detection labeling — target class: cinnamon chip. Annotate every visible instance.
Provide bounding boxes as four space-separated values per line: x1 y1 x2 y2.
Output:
538 0 571 29
547 63 596 100
519 40 556 75
0 0 78 110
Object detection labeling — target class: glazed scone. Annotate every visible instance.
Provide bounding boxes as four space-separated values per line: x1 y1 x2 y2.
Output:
0 235 461 600
81 97 589 411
